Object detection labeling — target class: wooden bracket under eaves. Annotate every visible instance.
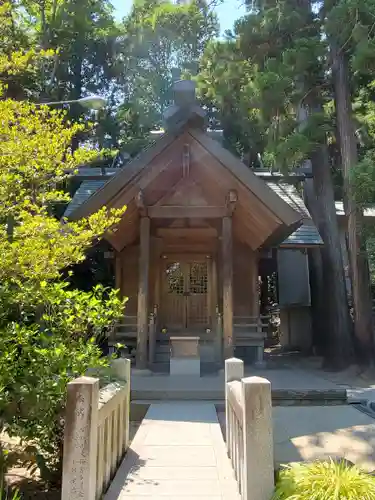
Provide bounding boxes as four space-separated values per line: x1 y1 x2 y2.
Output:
226 189 238 214
136 190 147 217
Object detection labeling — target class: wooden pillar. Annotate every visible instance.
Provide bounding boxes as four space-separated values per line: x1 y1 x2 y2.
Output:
153 237 163 310
115 251 122 294
136 216 150 369
249 250 260 317
211 257 218 324
222 216 233 359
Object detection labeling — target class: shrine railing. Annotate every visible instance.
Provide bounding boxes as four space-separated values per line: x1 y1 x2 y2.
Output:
225 358 274 500
62 358 131 500
233 315 270 364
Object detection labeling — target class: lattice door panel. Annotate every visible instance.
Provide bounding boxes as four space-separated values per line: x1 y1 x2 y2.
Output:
163 261 186 329
187 261 208 328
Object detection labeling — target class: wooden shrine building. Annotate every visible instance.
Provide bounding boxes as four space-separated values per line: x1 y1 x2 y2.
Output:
67 80 325 370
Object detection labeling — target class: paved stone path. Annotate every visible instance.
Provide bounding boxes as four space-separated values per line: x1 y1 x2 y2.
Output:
104 402 240 499
130 366 341 401
273 405 375 472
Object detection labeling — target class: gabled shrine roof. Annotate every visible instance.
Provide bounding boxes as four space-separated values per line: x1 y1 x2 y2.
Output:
62 80 322 250
64 175 325 248
64 125 305 249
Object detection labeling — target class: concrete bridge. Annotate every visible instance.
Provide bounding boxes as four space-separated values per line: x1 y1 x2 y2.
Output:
61 358 375 500
61 358 276 500
105 402 241 499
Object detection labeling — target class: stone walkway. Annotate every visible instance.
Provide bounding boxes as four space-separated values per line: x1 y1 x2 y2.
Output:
216 405 375 472
104 402 240 499
131 366 340 401
273 405 375 472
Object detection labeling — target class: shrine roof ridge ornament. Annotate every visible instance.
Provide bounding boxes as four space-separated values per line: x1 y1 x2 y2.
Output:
163 79 206 131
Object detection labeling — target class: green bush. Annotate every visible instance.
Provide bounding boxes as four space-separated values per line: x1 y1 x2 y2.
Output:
0 284 125 486
273 459 375 499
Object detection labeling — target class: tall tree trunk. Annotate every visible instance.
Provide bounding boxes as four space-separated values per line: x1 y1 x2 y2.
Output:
298 99 353 368
308 145 353 367
331 43 374 364
304 179 330 355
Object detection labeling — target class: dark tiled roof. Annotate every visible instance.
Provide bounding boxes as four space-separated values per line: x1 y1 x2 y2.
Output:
63 180 107 218
73 167 118 178
266 182 323 247
280 221 323 247
266 182 310 217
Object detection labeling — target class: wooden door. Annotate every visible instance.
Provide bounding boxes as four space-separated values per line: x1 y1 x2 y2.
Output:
163 261 186 330
162 258 209 331
186 261 209 329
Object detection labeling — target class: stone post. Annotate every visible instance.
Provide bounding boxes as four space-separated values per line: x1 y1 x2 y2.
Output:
224 358 244 457
62 377 99 500
111 357 131 381
111 358 131 448
242 376 274 500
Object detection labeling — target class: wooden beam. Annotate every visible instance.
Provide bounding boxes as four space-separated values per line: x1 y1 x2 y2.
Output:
148 205 227 219
156 227 217 239
161 242 218 254
222 216 234 359
153 176 190 207
136 217 150 369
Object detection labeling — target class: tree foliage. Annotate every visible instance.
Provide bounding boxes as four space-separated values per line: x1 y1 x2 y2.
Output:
196 0 360 367
0 16 126 484
197 0 326 169
116 0 218 149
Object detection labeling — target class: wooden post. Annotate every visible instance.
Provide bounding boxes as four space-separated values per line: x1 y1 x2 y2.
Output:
222 216 233 359
148 305 157 365
249 250 259 317
215 307 223 364
115 251 122 292
211 257 218 325
256 318 265 367
136 216 150 369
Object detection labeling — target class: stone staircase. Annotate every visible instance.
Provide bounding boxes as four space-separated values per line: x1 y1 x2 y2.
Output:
150 340 170 372
109 315 137 360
